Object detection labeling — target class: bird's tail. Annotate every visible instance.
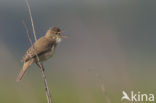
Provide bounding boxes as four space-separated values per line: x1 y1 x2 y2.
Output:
16 59 34 82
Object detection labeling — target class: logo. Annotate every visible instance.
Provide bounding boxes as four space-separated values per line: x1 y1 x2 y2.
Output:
121 91 155 102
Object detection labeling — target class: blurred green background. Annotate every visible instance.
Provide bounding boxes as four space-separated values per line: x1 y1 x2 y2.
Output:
0 0 156 103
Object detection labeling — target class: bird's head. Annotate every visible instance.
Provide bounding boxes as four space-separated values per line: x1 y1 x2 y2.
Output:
45 27 66 43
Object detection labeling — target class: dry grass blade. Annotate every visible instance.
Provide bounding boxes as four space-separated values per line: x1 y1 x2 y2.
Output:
96 73 112 103
25 0 37 41
23 0 53 103
22 20 33 45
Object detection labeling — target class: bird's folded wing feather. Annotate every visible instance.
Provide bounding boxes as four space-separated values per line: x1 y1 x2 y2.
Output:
21 37 54 62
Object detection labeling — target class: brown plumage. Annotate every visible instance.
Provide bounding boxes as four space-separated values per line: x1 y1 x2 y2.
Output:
16 27 65 82
16 59 34 81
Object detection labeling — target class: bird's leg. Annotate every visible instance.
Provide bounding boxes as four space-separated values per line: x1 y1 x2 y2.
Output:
36 62 45 71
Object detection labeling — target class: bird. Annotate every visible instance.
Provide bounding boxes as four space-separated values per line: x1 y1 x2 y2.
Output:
16 27 66 82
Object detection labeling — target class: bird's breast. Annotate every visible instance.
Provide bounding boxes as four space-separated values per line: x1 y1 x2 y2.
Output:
39 46 55 62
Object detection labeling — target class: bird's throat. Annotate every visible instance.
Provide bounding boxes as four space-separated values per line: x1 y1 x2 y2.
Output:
56 38 62 43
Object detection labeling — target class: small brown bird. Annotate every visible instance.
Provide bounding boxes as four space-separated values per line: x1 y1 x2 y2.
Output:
16 27 66 82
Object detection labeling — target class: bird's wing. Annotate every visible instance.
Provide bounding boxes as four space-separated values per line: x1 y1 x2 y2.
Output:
21 37 55 62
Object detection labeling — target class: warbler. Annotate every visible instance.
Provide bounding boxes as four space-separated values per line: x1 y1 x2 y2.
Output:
16 27 66 82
